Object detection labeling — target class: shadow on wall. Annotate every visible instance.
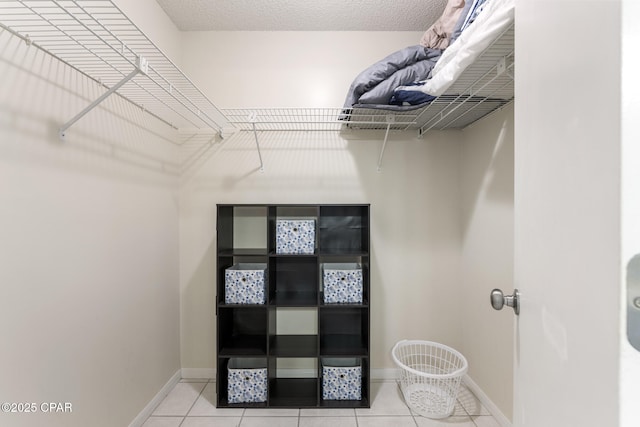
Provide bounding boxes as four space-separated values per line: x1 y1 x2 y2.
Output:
181 238 217 369
1 27 183 427
344 128 465 367
180 129 366 196
0 29 181 187
460 109 514 237
180 131 227 179
457 105 514 421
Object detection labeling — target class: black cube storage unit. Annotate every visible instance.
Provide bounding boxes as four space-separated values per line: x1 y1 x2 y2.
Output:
216 204 370 408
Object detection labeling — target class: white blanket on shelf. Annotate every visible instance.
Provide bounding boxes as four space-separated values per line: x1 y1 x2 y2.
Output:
398 0 515 97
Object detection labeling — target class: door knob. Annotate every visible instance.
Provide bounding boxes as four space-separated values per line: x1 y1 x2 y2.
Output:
626 254 640 352
490 288 520 315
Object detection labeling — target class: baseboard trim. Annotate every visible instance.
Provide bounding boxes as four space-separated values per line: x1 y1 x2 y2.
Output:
371 368 398 381
463 374 512 427
128 369 181 427
181 367 216 379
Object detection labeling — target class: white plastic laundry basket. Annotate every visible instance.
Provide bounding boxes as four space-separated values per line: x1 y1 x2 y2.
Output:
392 340 468 419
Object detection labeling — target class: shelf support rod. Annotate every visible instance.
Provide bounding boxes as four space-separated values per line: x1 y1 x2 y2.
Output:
59 56 148 140
377 115 395 172
250 113 264 172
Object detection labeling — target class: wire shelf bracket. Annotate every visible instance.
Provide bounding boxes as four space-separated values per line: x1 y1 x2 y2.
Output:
249 113 265 172
59 55 148 140
0 0 232 141
377 115 395 172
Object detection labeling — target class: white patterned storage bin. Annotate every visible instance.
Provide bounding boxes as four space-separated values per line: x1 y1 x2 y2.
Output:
276 219 315 254
227 358 268 404
323 263 363 304
322 358 362 400
225 263 267 304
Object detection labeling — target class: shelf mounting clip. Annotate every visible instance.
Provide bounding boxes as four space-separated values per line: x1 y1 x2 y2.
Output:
59 56 149 140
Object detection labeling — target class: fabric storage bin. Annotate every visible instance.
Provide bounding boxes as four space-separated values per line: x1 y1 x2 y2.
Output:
276 219 316 254
323 263 363 304
227 358 268 404
322 358 362 400
225 263 267 304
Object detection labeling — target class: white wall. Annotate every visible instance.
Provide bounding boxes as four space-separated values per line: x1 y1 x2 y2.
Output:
0 22 180 427
460 104 514 421
181 31 426 108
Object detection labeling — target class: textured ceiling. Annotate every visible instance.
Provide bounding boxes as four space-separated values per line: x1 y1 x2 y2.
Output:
155 0 447 31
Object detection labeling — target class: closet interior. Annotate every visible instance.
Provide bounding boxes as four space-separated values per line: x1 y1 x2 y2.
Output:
0 0 515 421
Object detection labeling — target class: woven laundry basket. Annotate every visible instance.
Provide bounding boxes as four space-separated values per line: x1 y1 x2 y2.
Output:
392 340 468 419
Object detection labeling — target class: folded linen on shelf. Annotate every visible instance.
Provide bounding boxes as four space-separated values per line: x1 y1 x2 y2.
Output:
339 0 514 114
395 0 514 98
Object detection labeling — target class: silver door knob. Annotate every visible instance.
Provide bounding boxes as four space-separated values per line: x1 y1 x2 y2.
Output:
490 288 520 315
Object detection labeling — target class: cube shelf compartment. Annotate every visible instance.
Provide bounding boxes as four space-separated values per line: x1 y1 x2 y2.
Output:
217 307 268 356
319 308 369 356
216 204 370 408
269 257 318 306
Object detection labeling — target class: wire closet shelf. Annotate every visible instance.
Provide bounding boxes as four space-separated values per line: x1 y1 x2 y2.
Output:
0 0 230 137
223 24 514 134
0 1 513 137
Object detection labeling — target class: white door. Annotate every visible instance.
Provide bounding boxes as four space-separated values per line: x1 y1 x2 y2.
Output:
621 1 640 426
513 1 621 426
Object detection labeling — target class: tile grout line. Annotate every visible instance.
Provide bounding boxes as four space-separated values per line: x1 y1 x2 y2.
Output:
212 378 247 426
460 393 493 427
177 379 208 427
237 399 245 427
147 379 501 427
462 396 481 426
459 390 484 426
408 407 417 427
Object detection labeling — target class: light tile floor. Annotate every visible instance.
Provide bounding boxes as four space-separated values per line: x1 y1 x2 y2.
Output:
143 380 502 427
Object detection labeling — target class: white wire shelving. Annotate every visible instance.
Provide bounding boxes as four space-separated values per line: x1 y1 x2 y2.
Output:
222 24 514 135
0 0 230 139
0 0 513 158
415 23 514 134
221 108 412 132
